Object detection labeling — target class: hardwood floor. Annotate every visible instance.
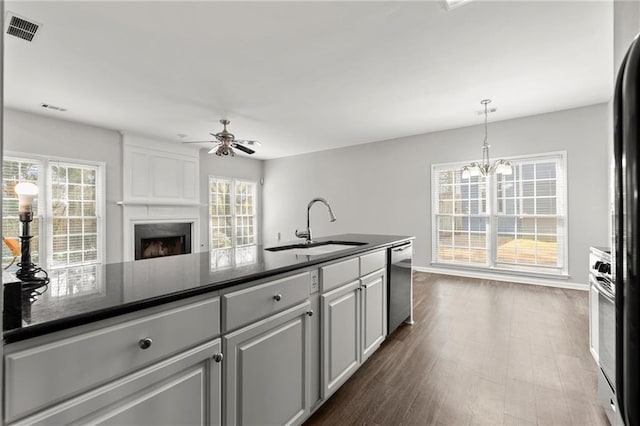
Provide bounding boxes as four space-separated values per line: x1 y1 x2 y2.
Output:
304 272 609 426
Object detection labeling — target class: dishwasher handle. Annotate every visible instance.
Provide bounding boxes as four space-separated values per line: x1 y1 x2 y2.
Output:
392 242 412 252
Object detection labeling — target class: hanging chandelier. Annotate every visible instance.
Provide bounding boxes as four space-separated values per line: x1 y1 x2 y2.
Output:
461 99 512 179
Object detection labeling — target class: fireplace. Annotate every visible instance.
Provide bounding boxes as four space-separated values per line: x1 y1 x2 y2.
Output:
134 222 192 260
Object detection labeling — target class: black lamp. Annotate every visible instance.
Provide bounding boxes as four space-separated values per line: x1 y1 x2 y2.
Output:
14 182 48 284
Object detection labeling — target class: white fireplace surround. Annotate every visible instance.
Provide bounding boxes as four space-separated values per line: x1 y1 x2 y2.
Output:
120 134 202 262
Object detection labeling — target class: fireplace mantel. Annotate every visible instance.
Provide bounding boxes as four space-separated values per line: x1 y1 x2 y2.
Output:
120 134 202 261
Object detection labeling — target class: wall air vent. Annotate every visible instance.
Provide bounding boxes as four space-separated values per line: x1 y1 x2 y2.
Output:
41 103 67 112
5 13 42 42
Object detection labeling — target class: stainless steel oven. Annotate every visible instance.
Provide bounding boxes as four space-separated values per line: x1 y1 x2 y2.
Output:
589 247 621 425
591 273 615 386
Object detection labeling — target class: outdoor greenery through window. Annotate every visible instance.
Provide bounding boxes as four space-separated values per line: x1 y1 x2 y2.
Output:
209 177 257 268
2 155 104 273
432 152 566 275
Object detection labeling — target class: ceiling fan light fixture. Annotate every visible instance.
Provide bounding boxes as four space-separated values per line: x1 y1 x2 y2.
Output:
215 144 235 157
183 119 259 158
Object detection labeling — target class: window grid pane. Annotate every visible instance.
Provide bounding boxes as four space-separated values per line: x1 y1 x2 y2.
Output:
209 177 258 268
433 153 566 274
235 181 256 247
435 169 488 266
2 158 40 266
210 178 233 250
50 164 100 267
495 158 562 268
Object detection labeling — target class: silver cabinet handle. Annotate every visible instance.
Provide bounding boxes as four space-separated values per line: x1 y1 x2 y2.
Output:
138 337 153 350
212 353 224 363
306 310 314 317
273 294 282 301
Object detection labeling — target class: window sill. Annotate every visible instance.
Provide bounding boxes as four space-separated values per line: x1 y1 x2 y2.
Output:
420 262 584 291
429 262 569 280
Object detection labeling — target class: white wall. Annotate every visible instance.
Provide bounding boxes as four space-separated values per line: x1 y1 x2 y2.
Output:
614 0 640 74
198 151 264 250
263 103 609 285
3 108 124 264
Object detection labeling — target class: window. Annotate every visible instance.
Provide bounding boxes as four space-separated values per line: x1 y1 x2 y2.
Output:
432 152 567 275
2 155 105 270
2 157 41 265
209 177 257 268
49 163 101 267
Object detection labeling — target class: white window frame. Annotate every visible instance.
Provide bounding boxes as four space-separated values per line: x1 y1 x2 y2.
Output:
208 176 258 268
431 151 568 277
4 152 106 270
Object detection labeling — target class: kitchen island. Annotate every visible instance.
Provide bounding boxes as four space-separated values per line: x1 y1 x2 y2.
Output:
3 233 413 425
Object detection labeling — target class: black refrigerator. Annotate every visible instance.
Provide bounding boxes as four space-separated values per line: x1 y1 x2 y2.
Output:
614 33 640 426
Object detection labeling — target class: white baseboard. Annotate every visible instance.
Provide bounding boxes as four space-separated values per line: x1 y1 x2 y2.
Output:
413 265 588 291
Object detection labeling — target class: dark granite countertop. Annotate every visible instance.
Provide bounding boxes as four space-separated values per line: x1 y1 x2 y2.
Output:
3 234 413 344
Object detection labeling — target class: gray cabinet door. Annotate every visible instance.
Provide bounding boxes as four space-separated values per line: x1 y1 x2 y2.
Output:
361 270 387 362
224 301 311 426
11 339 222 426
321 280 361 399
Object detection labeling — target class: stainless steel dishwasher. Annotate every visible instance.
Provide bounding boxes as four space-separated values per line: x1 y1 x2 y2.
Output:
387 241 413 335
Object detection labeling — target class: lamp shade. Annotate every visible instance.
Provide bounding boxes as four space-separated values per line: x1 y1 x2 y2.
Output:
15 182 38 213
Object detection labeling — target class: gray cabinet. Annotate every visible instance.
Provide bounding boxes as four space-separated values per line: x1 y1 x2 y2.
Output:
223 301 312 426
3 247 394 426
11 339 222 426
321 280 361 399
4 296 221 424
321 264 387 399
361 269 387 362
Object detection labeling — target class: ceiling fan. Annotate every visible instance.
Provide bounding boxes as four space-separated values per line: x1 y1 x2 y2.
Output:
183 119 260 156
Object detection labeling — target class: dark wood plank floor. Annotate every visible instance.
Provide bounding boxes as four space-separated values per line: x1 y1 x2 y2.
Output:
305 272 609 426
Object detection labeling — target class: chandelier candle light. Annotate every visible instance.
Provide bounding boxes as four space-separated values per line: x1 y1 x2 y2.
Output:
14 182 48 284
461 99 513 179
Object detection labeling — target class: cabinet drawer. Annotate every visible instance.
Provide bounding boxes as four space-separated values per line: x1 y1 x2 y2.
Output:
360 250 386 276
11 339 222 426
223 272 310 332
5 297 220 423
321 257 359 293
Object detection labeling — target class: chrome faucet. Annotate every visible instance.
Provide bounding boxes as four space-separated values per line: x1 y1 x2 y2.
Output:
295 197 337 244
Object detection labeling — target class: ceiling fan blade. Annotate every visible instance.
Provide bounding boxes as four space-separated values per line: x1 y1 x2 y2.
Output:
182 140 215 144
208 146 219 154
231 142 255 155
234 139 261 146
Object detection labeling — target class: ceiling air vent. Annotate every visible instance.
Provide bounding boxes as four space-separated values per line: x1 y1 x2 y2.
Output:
41 103 67 112
5 13 42 42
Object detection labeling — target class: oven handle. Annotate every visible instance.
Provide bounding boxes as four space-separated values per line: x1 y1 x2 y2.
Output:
590 275 615 302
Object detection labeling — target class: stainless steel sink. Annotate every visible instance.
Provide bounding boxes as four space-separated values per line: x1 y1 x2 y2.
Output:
265 240 367 255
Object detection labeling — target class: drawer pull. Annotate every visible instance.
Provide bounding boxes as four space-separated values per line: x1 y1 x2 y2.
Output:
212 353 224 363
138 337 153 350
273 293 283 301
307 310 314 317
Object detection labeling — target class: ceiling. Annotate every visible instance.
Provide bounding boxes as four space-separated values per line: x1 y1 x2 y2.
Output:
4 1 613 160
